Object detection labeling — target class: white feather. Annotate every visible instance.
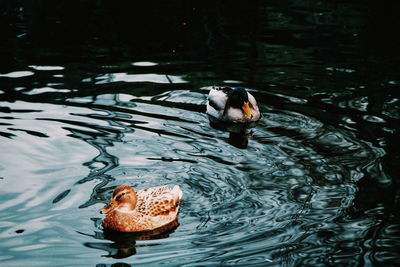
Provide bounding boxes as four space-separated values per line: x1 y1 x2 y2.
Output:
172 185 183 199
206 89 227 119
207 89 228 110
206 88 261 122
116 205 135 213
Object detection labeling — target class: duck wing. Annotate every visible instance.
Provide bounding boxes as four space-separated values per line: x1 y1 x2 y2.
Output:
136 186 182 216
207 88 231 111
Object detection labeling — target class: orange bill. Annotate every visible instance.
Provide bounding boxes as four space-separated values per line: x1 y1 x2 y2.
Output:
100 200 116 214
242 101 253 117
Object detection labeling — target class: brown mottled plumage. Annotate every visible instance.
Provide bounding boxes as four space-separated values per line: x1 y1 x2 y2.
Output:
100 184 183 232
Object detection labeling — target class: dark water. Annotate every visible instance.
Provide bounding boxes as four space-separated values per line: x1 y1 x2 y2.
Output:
1 1 399 266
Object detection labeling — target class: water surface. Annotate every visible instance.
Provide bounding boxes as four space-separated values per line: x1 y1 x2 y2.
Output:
1 1 399 266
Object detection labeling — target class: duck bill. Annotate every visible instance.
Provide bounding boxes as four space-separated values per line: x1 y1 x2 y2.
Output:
100 200 116 214
242 102 253 117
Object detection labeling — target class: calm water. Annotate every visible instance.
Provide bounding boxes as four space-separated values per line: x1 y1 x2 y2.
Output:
1 1 399 266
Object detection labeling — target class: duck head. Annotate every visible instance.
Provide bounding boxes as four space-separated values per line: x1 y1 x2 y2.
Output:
227 87 253 118
100 184 138 214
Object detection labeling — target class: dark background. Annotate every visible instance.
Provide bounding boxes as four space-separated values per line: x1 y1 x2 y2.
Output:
1 0 400 64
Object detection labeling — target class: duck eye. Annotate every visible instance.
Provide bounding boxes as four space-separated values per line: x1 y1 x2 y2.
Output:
116 192 125 201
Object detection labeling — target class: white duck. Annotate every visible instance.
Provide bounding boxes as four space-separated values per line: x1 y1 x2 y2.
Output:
206 87 260 123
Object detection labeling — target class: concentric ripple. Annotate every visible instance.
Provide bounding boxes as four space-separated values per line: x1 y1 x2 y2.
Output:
1 0 400 265
1 58 391 266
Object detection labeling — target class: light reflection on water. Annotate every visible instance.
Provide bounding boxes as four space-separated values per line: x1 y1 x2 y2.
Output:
0 60 394 265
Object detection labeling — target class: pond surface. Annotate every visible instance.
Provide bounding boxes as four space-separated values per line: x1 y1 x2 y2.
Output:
1 1 399 266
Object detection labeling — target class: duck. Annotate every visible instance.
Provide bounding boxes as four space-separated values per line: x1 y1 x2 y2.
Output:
100 184 183 232
206 87 261 123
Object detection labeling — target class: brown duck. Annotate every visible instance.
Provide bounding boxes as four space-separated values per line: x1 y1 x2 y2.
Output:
100 184 183 232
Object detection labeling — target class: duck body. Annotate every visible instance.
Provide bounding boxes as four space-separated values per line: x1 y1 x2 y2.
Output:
206 87 261 123
101 184 183 232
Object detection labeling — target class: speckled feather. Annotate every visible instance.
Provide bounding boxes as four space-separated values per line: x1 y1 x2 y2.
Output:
136 186 180 216
102 185 182 232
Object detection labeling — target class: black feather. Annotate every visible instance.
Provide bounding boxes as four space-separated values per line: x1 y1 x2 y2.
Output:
208 98 222 111
227 87 248 108
214 87 232 94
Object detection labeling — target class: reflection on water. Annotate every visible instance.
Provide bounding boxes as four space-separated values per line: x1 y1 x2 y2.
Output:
228 132 251 149
209 120 258 149
82 220 180 259
1 1 400 266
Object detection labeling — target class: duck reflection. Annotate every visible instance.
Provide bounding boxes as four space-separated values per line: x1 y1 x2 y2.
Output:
82 220 179 259
228 131 252 149
209 120 256 149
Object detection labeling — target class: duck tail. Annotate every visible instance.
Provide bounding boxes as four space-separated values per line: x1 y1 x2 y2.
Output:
172 185 183 202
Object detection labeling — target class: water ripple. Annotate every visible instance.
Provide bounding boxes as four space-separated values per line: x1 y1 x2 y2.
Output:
0 57 395 266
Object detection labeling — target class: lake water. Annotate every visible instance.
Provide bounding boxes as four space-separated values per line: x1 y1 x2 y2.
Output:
1 1 399 266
